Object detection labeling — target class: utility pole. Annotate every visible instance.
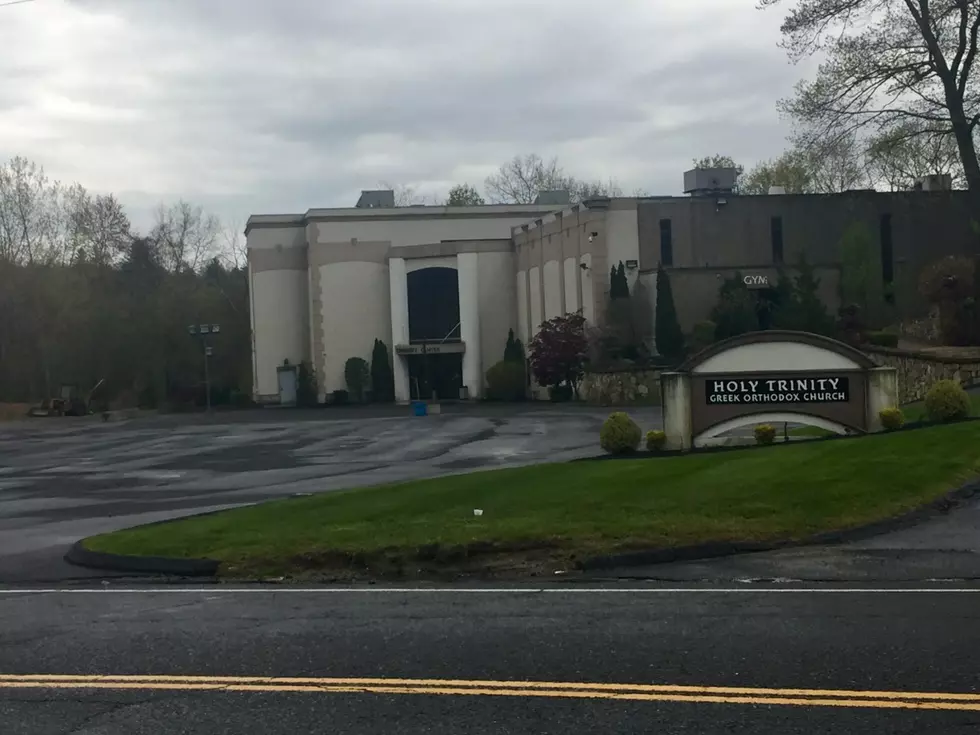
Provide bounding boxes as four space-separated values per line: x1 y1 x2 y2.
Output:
188 323 220 412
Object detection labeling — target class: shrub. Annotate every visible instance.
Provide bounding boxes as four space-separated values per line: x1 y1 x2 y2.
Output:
924 380 971 423
600 412 642 455
344 357 370 402
879 407 905 431
866 330 898 348
754 424 777 445
331 389 349 405
645 429 666 452
485 360 526 401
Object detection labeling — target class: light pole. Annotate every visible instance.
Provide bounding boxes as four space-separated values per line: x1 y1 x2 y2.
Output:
188 323 220 411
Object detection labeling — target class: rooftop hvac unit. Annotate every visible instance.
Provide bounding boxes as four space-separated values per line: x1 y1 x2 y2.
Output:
355 190 396 208
915 174 952 191
683 167 738 196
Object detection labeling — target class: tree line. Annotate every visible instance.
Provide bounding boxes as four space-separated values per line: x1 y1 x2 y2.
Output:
0 156 250 410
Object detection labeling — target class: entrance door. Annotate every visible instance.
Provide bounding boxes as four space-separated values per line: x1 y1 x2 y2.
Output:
406 353 463 400
277 367 298 406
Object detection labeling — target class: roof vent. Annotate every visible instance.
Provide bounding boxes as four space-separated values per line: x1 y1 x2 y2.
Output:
355 190 395 208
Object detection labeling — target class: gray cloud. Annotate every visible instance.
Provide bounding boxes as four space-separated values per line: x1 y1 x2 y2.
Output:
1 0 806 231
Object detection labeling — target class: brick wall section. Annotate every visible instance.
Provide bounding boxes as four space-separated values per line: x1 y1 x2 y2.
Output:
864 346 980 404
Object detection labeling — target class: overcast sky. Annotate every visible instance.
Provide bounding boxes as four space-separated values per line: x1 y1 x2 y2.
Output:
0 0 814 231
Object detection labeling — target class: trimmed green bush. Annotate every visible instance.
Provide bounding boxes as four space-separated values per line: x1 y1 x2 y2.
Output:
646 430 666 452
924 380 971 423
600 412 642 455
754 424 777 445
879 407 905 431
485 360 526 402
866 330 899 348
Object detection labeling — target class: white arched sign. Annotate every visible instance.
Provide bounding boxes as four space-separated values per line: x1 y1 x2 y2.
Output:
660 331 899 451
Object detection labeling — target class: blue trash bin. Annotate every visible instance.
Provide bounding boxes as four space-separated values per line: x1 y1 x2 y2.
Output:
411 401 428 417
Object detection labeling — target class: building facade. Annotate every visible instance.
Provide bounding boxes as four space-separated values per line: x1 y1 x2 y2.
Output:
247 180 977 405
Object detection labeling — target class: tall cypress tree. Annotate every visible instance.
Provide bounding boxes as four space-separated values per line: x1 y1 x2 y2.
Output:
609 261 630 300
655 267 684 360
503 328 525 363
370 338 394 402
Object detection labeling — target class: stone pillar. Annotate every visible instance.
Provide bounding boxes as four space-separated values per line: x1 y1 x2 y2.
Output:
457 252 482 399
388 257 411 403
661 371 692 450
866 366 899 433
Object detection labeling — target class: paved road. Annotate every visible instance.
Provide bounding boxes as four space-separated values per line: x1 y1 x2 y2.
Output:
1 584 979 734
0 407 661 584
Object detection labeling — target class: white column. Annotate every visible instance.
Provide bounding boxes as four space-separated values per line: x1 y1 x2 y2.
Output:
388 257 411 403
661 372 692 451
457 252 482 399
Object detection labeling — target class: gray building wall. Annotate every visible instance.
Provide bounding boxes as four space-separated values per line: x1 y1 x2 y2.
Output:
636 190 977 329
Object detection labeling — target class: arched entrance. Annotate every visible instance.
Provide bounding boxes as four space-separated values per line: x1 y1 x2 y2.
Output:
405 267 463 400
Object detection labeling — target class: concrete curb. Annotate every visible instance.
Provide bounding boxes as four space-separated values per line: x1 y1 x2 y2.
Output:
64 541 219 577
579 479 980 571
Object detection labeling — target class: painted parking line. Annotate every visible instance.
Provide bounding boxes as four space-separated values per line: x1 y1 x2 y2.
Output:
0 674 977 712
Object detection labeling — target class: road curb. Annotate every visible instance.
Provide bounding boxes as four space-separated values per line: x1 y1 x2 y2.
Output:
64 541 219 577
64 480 980 579
579 479 980 571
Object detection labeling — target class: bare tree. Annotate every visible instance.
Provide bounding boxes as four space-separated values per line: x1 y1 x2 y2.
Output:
484 153 623 203
152 200 221 273
377 181 435 206
0 157 63 265
63 187 131 266
865 121 965 188
741 150 814 194
802 133 872 192
762 0 980 191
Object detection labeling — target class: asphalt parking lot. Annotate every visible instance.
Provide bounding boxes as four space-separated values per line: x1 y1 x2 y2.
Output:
0 406 661 584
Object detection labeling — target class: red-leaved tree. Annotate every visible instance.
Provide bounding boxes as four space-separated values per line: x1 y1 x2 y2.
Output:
529 313 588 393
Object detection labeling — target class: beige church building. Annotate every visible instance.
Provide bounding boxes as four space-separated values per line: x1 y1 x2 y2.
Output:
246 173 975 405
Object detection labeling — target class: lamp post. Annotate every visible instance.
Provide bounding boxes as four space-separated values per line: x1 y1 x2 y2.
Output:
188 323 220 411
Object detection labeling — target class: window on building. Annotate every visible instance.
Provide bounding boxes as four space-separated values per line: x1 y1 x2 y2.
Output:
659 219 673 266
880 213 894 290
770 216 784 264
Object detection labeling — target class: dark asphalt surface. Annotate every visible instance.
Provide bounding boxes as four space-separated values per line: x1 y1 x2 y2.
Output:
1 585 979 733
0 407 651 584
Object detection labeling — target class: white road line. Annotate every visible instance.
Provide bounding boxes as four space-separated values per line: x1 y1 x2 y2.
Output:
0 587 979 595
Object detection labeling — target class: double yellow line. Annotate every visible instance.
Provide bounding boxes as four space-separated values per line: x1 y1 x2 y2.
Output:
1 674 979 711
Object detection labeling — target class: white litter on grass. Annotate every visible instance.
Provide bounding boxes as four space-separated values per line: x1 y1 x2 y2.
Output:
473 509 483 516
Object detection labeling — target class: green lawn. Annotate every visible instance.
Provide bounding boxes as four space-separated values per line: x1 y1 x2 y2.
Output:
790 391 980 439
85 421 980 579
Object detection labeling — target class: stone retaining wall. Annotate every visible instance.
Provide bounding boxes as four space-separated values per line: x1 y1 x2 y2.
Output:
864 345 980 404
579 369 662 406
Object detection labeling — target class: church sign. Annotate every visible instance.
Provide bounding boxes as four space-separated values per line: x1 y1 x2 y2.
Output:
705 376 850 405
659 331 899 450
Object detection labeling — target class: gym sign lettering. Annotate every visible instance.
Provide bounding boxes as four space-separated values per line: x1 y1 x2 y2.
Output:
742 274 769 288
706 376 850 405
